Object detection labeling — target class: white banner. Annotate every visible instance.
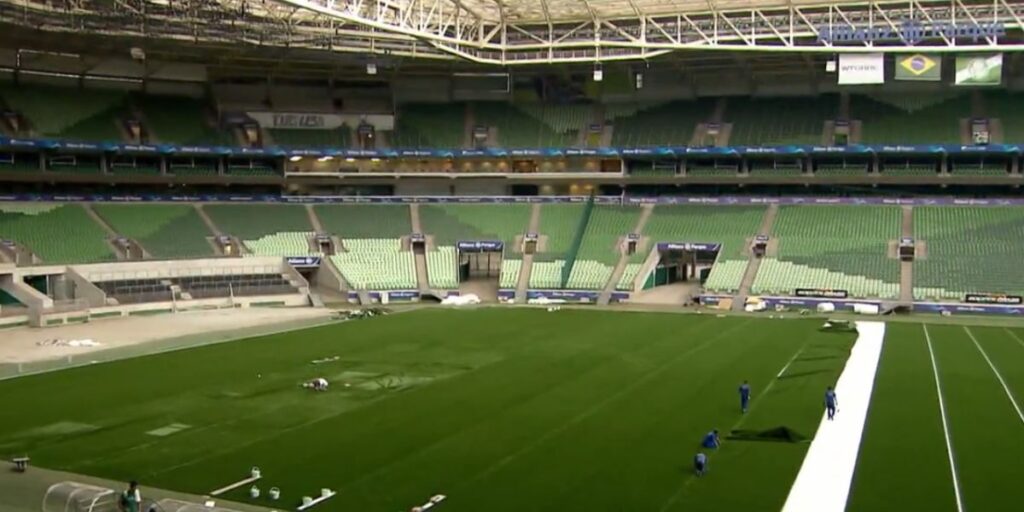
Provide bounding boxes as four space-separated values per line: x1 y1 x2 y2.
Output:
247 112 394 130
838 54 885 85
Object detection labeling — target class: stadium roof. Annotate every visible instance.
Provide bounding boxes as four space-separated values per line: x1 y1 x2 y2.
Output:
416 0 834 23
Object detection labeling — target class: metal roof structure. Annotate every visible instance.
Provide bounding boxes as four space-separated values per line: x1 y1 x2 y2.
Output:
0 0 1022 65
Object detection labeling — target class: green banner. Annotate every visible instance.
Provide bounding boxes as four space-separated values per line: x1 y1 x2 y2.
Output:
895 54 941 81
955 54 1003 85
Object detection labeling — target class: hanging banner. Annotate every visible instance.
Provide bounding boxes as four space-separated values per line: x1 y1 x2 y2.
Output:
895 54 941 81
838 54 885 84
955 54 1003 85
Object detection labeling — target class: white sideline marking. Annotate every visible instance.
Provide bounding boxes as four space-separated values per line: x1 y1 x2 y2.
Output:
925 324 966 512
965 327 1024 424
780 321 885 512
210 475 261 497
1004 328 1024 350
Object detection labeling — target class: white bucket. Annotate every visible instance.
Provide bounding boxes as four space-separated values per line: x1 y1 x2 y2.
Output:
249 486 260 499
251 466 261 479
321 489 332 498
302 497 313 507
268 488 280 500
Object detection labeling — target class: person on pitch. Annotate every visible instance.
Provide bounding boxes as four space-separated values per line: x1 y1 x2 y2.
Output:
739 380 752 413
302 377 329 392
825 385 838 421
118 481 141 512
693 452 708 476
701 429 721 450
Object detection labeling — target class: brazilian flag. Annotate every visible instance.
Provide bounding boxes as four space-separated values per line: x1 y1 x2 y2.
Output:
895 54 941 81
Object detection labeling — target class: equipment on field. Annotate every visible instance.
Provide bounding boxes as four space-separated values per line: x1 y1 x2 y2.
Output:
209 467 262 497
269 488 281 500
409 494 447 512
43 482 117 512
296 488 336 511
249 486 260 499
11 456 29 472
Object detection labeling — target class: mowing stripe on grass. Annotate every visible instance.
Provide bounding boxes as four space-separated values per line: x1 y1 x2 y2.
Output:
467 318 756 484
924 324 966 512
964 327 1024 424
780 321 885 512
1005 328 1024 350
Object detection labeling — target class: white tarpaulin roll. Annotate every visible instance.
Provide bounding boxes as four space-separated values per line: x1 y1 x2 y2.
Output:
838 54 885 84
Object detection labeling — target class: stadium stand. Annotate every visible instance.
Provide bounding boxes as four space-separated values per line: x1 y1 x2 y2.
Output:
565 206 640 289
426 246 458 288
517 103 590 138
642 205 765 293
267 127 352 148
136 96 230 145
529 260 566 289
315 205 415 289
913 207 1024 300
244 232 319 257
853 93 967 144
949 162 1009 176
881 162 939 176
687 163 740 176
815 163 869 176
500 258 522 289
419 204 531 289
752 205 900 298
392 103 467 148
474 102 575 147
726 95 835 145
0 203 113 263
610 100 714 147
93 204 215 259
983 91 1024 141
0 84 127 141
329 239 417 290
204 204 313 239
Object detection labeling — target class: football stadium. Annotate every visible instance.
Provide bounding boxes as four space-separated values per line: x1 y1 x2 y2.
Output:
1 0 1024 511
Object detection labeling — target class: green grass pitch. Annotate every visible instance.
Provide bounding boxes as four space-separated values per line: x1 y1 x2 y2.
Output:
1 309 1022 512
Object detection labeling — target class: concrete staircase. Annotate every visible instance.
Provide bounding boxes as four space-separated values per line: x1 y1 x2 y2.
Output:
306 204 325 232
84 204 151 260
409 204 430 292
598 204 654 305
515 203 543 302
900 206 914 304
195 205 223 236
732 204 779 311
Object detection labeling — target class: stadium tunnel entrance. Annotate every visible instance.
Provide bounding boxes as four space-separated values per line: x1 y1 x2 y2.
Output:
456 240 503 301
630 242 724 305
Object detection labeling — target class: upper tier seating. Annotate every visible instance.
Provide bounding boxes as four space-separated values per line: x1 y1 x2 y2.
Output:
137 96 230 145
610 100 715 147
418 204 531 246
93 204 214 259
983 91 1024 141
913 207 1024 300
726 95 835 145
268 127 351 148
0 203 113 263
853 93 967 144
392 103 467 148
751 205 900 298
474 102 576 148
0 84 126 140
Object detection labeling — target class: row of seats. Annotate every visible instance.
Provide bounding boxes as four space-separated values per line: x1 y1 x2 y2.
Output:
94 204 214 259
703 260 749 293
330 238 416 290
529 260 565 289
752 258 900 298
500 258 522 289
314 205 411 238
913 207 1024 299
418 204 531 247
426 247 458 289
243 232 318 257
204 204 313 240
0 204 113 263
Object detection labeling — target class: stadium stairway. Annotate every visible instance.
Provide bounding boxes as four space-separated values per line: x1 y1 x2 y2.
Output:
515 203 543 302
900 206 914 304
598 204 653 305
409 204 430 293
306 204 326 233
83 204 152 260
194 205 223 236
732 204 779 311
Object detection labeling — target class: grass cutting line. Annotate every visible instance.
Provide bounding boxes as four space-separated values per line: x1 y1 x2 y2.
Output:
655 333 814 512
964 327 1024 425
465 318 756 485
923 324 966 512
1005 328 1024 350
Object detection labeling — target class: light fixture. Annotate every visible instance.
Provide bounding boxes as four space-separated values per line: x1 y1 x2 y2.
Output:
345 157 355 163
317 156 333 162
288 156 302 162
593 65 603 82
366 62 377 75
635 71 643 89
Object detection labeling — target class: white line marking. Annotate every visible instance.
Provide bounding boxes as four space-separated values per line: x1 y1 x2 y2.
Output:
1004 328 1024 350
924 324 966 512
210 475 261 496
781 321 885 512
964 327 1024 424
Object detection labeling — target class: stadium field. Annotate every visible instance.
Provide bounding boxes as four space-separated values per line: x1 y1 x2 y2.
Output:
0 309 1021 512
